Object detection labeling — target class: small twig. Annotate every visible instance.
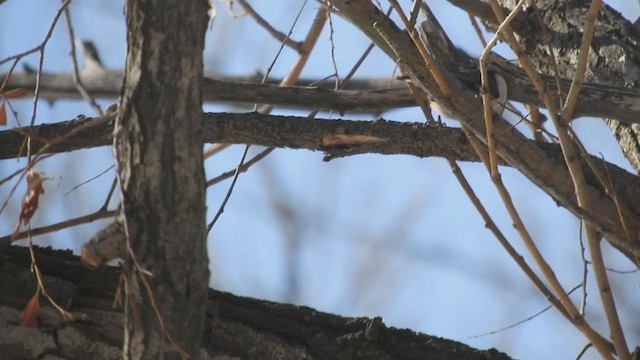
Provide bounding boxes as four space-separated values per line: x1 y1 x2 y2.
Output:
478 0 525 178
566 126 636 242
327 11 340 90
575 343 593 360
66 165 114 195
207 3 328 231
468 15 487 47
449 152 571 322
0 0 71 68
578 221 588 316
408 0 421 30
207 145 250 233
465 120 613 357
340 5 393 88
206 147 274 188
0 209 117 245
99 177 118 211
236 0 303 52
587 263 639 274
469 283 583 339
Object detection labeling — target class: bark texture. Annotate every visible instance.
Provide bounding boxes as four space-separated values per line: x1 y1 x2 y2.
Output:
0 246 513 360
113 0 210 358
449 0 640 172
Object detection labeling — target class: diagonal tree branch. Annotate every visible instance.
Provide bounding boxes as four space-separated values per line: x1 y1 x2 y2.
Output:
449 0 640 172
328 0 640 265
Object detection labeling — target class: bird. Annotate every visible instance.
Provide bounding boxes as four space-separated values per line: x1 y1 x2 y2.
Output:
427 67 508 120
78 40 107 78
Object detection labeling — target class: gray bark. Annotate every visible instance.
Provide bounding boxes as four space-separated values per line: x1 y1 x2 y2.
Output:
112 0 210 358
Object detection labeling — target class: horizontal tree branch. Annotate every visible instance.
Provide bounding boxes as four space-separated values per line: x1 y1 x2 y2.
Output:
2 110 640 261
4 70 411 113
0 112 479 161
4 70 640 122
2 112 640 225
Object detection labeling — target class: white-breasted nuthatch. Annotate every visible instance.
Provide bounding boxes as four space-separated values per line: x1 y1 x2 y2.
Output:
78 40 107 78
428 68 508 119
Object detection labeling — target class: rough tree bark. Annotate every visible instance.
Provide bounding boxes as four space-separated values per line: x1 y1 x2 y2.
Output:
0 246 513 360
112 0 210 358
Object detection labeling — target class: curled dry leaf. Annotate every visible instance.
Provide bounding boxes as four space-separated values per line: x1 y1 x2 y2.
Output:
0 102 6 126
0 87 29 126
2 88 29 99
12 170 46 239
20 290 41 327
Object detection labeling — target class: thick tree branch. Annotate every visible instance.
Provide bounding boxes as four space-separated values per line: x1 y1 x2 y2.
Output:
0 113 475 161
2 113 640 252
5 69 640 122
0 246 513 360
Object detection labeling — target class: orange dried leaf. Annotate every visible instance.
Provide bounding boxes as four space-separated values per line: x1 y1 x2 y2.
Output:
20 292 40 327
12 170 45 239
0 102 6 126
3 88 29 99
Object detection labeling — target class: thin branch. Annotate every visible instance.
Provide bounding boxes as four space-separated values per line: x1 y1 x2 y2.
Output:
207 2 328 231
578 221 588 316
207 145 249 233
100 177 118 211
0 209 117 245
485 0 619 357
66 165 114 195
206 147 274 188
236 0 303 52
468 284 583 340
478 0 524 177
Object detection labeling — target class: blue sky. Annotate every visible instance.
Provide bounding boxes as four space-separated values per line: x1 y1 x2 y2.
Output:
1 1 639 359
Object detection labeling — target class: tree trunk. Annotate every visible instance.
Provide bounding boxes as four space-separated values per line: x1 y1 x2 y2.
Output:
113 0 210 358
0 246 513 360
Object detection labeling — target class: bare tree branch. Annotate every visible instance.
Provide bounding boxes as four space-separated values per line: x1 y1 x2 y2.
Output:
2 113 640 251
329 0 640 268
5 69 640 121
